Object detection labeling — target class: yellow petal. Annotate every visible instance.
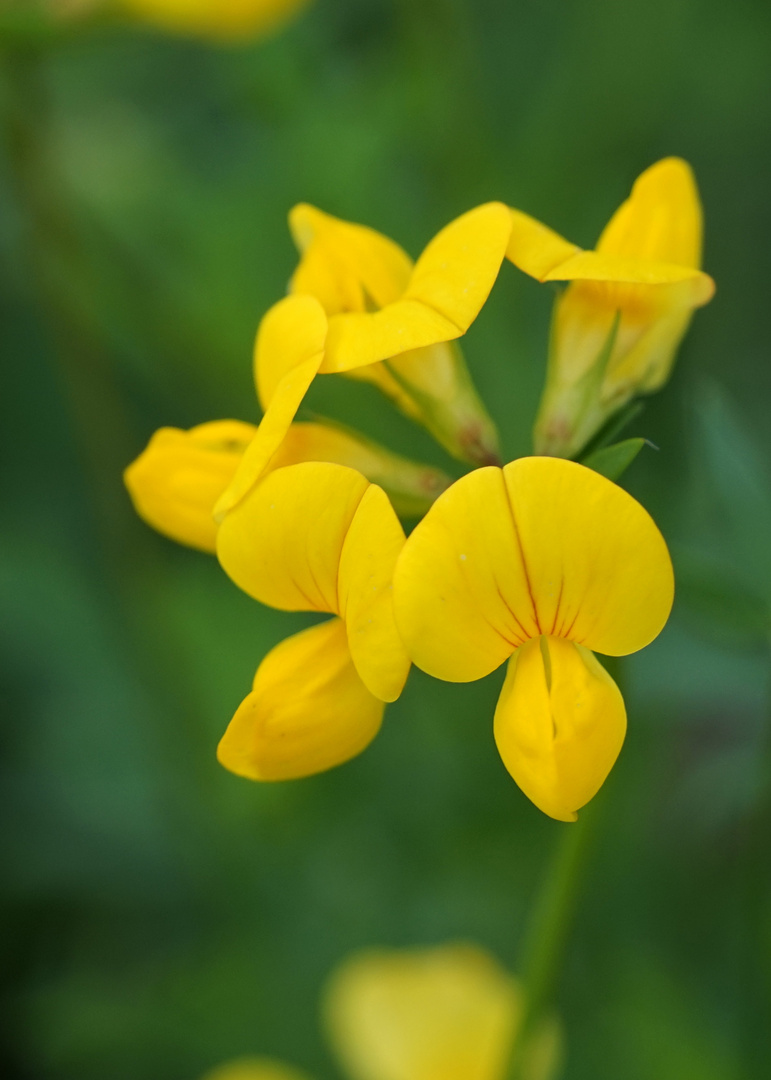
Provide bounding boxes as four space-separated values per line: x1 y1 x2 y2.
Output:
338 484 411 702
596 157 703 267
254 292 328 410
217 462 369 613
270 421 451 517
217 618 383 781
201 1059 311 1080
218 461 410 700
500 457 674 656
323 943 519 1080
120 0 311 40
542 250 714 306
505 208 581 280
321 203 511 373
393 458 673 681
124 420 256 553
494 636 626 821
289 203 413 314
393 466 539 683
217 295 327 519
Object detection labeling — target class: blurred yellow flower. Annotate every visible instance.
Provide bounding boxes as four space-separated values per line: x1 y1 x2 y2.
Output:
393 456 674 820
204 944 561 1080
202 1060 311 1080
118 0 311 41
216 459 410 779
286 202 511 466
506 158 715 457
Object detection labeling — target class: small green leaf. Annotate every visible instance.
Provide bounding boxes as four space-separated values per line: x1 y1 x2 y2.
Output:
581 437 650 481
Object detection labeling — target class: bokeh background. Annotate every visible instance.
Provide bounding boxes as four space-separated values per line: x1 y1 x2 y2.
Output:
2 1 771 1077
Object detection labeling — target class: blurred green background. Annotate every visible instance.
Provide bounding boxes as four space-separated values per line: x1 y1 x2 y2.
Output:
2 1 771 1077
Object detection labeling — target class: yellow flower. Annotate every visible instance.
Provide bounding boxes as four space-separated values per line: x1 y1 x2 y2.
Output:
285 202 512 466
204 944 561 1080
392 456 674 821
125 296 450 552
216 459 410 779
506 158 715 458
118 0 310 40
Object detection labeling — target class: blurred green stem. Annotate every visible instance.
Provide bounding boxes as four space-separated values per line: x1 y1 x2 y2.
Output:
505 804 598 1079
1 42 140 567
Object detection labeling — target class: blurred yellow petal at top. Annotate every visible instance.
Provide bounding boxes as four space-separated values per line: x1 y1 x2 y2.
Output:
393 456 673 819
119 0 311 40
324 942 561 1080
285 202 510 466
506 158 715 457
201 1059 312 1080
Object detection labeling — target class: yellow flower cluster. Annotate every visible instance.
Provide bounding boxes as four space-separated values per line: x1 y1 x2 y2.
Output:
201 943 561 1080
126 160 712 820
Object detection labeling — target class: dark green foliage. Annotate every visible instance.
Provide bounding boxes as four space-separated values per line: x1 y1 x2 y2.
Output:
1 2 771 1077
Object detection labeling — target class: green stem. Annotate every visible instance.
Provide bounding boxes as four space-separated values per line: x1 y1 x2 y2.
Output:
505 801 599 1080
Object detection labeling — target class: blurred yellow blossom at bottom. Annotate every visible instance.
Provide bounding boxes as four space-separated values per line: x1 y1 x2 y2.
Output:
203 944 562 1080
202 1060 311 1080
118 0 311 40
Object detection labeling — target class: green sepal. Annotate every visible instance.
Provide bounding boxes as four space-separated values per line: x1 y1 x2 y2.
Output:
581 437 651 482
383 341 502 468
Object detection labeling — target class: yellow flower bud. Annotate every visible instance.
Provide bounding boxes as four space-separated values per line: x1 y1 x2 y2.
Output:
506 158 715 458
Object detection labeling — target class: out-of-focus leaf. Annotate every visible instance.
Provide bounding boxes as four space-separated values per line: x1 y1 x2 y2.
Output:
694 381 771 603
674 547 769 648
581 437 649 481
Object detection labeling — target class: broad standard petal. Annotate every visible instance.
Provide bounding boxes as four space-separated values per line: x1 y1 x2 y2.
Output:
393 467 539 683
216 295 327 519
124 419 256 552
217 461 369 613
494 636 626 821
321 203 511 373
338 484 411 702
501 457 674 656
217 619 383 781
323 944 519 1080
393 457 673 681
